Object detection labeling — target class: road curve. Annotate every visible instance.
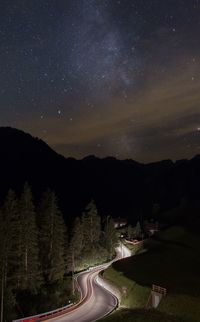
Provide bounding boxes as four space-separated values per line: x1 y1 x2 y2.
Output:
45 269 116 322
42 243 131 322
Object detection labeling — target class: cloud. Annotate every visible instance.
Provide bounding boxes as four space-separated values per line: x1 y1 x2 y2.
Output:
15 60 200 161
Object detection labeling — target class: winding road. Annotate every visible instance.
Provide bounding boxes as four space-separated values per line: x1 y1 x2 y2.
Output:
46 267 117 322
43 243 131 322
15 243 131 322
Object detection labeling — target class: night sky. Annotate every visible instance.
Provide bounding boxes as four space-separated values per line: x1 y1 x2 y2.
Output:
1 0 200 162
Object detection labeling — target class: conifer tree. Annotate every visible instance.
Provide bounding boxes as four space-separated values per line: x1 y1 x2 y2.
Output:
104 216 117 258
18 183 41 290
127 224 135 239
135 220 142 238
82 200 101 252
68 217 83 272
38 190 66 284
0 190 19 322
0 190 19 288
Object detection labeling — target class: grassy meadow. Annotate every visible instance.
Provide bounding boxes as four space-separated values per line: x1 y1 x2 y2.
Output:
101 226 200 322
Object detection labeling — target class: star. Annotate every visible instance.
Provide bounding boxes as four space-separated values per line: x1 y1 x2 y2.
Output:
1 0 200 162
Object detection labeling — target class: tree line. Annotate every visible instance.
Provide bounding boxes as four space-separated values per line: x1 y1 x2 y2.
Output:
0 184 117 321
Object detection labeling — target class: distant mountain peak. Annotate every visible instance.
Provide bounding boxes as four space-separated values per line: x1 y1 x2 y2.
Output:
0 126 64 160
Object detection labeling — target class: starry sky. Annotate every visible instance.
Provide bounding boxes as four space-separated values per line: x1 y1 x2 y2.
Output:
1 0 200 162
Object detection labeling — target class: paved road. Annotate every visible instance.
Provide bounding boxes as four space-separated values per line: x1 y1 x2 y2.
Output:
43 243 131 322
13 243 131 322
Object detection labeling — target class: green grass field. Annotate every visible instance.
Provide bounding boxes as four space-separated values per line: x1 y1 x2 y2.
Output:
102 226 200 322
101 308 182 322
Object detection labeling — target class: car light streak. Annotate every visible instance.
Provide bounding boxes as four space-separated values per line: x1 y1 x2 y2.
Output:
13 242 131 322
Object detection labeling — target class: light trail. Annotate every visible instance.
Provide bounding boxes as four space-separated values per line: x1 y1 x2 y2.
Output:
13 242 131 322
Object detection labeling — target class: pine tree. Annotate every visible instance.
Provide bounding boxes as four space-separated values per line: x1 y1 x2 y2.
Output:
82 200 101 252
127 224 135 239
104 216 117 258
0 190 19 288
38 190 66 284
0 190 19 321
80 200 106 267
18 183 41 290
135 221 142 239
68 217 84 272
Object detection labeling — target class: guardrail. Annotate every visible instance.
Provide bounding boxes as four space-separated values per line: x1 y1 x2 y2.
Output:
12 302 74 322
152 284 167 295
12 267 101 322
12 245 127 322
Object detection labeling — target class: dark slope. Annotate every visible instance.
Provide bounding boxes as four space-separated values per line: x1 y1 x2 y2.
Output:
0 127 86 219
0 127 200 224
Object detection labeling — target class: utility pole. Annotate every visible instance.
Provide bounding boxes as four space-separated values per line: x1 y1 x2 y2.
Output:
1 267 4 322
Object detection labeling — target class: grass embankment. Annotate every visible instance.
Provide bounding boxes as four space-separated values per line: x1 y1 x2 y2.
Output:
101 308 181 322
102 226 200 322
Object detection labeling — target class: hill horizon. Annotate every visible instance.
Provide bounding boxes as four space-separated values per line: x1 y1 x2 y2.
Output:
1 126 200 164
0 126 200 225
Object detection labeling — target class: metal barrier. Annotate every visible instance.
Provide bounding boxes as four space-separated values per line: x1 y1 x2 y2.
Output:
12 244 130 322
12 302 74 322
152 284 167 295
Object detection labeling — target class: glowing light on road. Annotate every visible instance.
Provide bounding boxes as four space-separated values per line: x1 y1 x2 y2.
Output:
13 243 131 322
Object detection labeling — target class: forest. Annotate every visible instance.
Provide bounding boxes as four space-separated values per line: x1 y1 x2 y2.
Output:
0 183 117 321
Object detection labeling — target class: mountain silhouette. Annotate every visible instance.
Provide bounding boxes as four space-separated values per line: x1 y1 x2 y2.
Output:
0 126 200 224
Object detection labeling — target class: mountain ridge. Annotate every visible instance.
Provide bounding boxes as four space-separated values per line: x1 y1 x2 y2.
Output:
0 126 199 224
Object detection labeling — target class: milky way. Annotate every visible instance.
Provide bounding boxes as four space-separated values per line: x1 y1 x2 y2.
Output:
0 0 200 162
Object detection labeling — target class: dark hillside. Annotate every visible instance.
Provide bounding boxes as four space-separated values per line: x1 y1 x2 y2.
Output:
0 127 200 224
